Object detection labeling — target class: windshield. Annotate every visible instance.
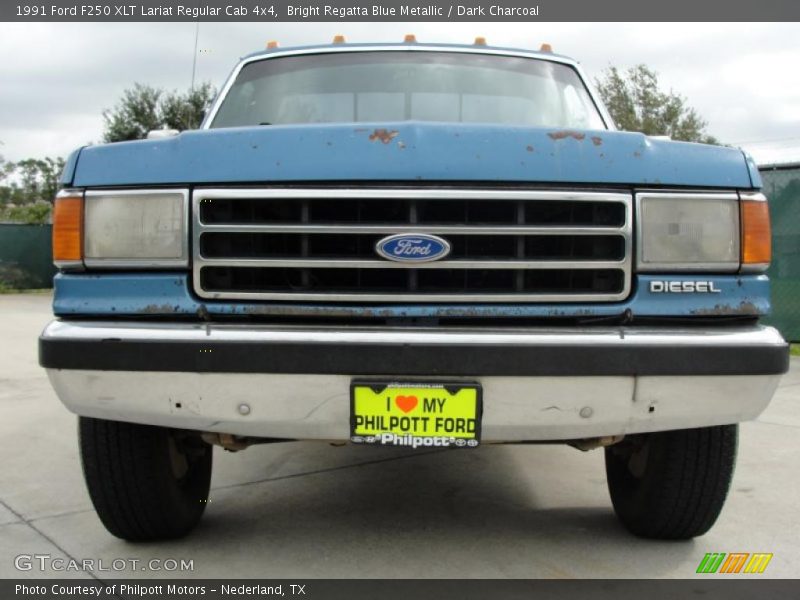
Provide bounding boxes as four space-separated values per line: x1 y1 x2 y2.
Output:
210 51 607 130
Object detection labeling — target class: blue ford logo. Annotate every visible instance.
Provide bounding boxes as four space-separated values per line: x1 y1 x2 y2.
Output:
375 233 451 263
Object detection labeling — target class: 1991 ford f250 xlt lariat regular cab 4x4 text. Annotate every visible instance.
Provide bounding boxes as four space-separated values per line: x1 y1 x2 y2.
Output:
39 39 789 542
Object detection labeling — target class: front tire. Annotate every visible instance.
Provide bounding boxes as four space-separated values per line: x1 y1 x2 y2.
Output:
79 417 212 541
605 425 737 539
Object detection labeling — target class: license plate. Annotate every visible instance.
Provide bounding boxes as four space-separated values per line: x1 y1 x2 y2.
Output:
350 381 482 448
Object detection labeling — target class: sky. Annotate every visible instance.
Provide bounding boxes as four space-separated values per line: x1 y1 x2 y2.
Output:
1 21 799 162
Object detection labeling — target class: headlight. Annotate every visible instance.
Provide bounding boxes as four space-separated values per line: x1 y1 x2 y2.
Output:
637 192 739 272
83 189 189 267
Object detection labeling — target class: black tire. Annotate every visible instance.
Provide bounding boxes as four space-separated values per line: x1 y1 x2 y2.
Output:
79 417 212 541
605 425 737 540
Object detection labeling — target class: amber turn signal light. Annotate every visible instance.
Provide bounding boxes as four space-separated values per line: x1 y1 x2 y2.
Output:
53 192 83 266
741 196 771 268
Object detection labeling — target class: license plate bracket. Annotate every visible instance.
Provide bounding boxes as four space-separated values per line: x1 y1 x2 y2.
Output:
350 380 482 448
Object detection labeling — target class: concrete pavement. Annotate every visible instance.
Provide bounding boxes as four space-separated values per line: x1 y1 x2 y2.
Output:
1 293 798 579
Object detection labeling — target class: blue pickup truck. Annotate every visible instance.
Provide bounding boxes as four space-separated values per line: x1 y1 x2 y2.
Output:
39 39 789 542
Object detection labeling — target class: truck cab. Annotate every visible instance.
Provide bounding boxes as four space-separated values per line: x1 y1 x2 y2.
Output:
40 40 789 541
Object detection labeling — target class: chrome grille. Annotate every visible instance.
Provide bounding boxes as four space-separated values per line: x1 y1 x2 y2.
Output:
192 188 633 302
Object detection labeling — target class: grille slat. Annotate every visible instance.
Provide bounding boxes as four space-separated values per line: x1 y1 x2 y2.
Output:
197 224 627 235
193 188 632 303
200 268 625 296
200 233 626 261
197 258 627 270
201 195 626 226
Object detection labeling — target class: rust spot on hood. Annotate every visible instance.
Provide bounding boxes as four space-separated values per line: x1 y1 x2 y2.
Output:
368 129 399 144
591 136 603 146
548 130 586 141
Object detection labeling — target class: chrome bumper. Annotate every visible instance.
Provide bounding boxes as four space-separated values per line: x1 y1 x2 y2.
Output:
40 321 788 442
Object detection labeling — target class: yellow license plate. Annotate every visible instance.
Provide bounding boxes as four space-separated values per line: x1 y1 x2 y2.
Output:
350 381 482 448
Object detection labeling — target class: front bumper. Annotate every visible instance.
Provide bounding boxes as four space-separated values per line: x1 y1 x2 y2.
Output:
40 321 789 442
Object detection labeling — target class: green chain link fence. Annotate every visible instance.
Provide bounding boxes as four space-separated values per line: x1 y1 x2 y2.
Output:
0 223 56 290
762 166 800 342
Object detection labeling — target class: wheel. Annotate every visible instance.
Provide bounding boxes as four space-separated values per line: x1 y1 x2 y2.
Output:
79 417 212 541
605 425 737 539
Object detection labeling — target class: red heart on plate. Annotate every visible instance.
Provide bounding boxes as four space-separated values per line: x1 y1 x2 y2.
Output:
395 395 418 413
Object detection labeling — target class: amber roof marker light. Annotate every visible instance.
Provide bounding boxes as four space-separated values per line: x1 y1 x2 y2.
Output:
266 40 279 49
53 190 84 268
741 193 772 271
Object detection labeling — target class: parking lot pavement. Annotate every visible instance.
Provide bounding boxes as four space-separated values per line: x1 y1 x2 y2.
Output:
1 292 798 579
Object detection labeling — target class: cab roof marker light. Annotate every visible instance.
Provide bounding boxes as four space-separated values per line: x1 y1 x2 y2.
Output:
332 35 346 44
404 34 417 43
540 43 553 53
474 37 487 46
266 40 279 49
741 192 772 272
52 189 84 269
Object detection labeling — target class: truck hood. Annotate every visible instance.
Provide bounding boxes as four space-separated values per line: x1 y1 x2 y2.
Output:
67 123 755 189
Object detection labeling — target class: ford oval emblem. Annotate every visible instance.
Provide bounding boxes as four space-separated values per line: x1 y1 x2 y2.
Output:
375 233 451 263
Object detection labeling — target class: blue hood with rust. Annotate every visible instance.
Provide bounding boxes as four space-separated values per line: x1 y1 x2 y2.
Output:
63 123 758 189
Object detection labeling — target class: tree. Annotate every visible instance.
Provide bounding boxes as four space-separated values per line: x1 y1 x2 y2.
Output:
595 65 718 144
102 83 162 142
0 155 65 207
103 82 217 142
160 82 216 132
0 202 52 224
0 153 10 206
15 157 65 203
0 151 15 186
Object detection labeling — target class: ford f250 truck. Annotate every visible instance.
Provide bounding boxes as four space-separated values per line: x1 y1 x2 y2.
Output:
39 39 789 542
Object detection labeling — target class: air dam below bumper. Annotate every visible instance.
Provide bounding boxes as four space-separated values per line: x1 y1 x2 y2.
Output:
40 321 789 442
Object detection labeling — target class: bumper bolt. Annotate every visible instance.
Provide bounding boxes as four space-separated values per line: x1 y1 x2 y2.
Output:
238 403 251 416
